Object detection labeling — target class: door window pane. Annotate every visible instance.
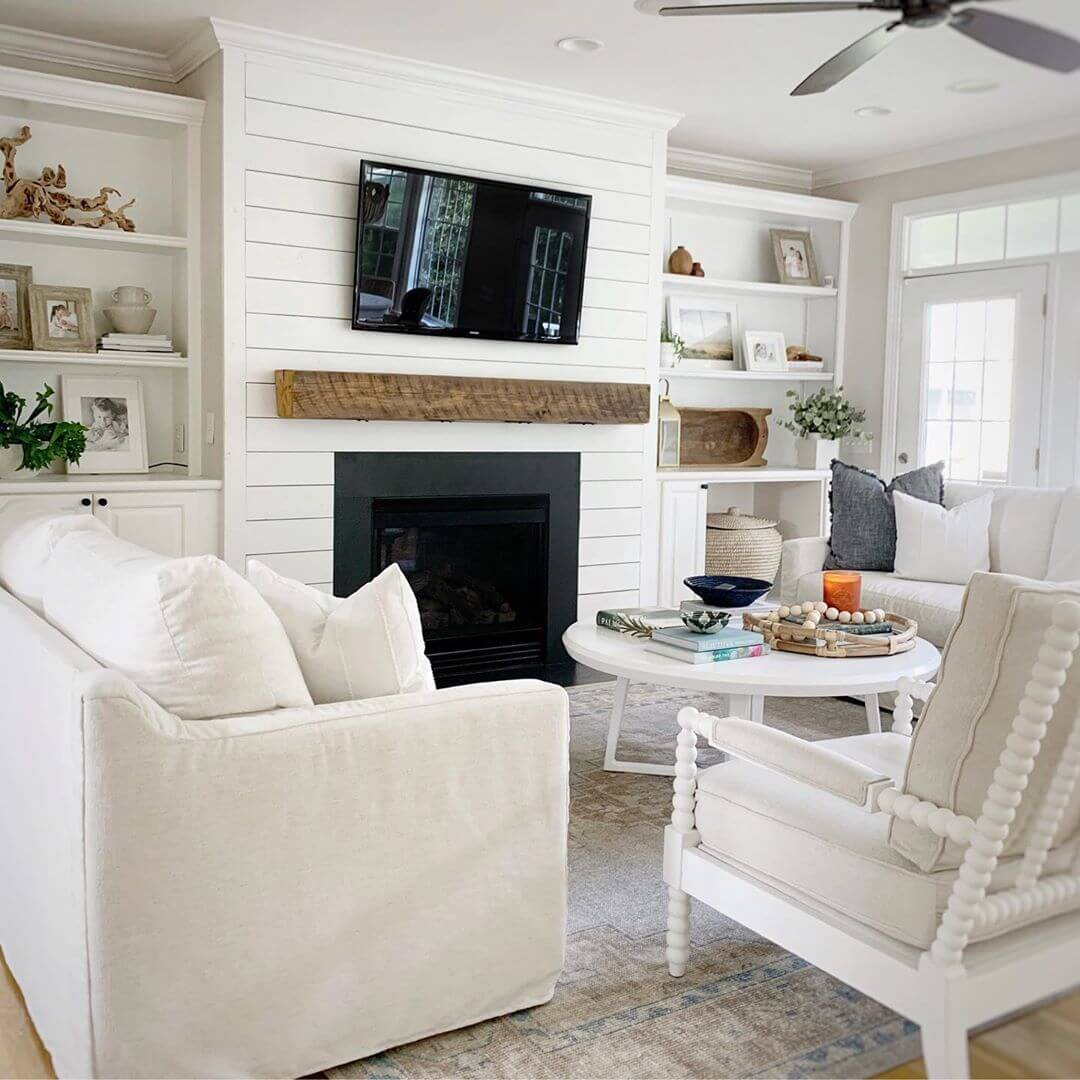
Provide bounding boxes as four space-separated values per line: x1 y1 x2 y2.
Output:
910 213 957 269
927 303 956 363
921 298 1016 484
1006 199 1058 258
957 206 1006 264
1061 194 1080 253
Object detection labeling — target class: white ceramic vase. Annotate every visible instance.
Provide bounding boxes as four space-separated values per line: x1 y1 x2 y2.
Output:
660 342 677 369
0 444 24 479
796 435 839 470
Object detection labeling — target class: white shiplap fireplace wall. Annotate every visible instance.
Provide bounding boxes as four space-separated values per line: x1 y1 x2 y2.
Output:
206 22 679 619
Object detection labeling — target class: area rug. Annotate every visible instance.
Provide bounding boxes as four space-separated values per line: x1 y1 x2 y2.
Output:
328 683 920 1080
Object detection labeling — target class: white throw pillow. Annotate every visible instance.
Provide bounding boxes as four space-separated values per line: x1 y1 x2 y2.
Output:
247 560 436 704
0 505 108 614
893 489 992 585
43 529 313 721
1047 485 1080 582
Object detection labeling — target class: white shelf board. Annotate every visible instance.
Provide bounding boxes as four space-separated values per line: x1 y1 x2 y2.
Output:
656 465 830 484
0 218 187 254
662 368 834 382
0 472 222 494
663 273 837 299
0 348 188 370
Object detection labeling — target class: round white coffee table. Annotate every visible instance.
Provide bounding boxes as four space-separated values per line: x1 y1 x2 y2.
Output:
563 621 941 777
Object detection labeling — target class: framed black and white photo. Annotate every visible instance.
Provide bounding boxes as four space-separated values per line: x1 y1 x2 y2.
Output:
743 330 787 373
0 264 32 350
60 374 148 474
666 294 740 370
770 228 820 287
29 284 95 353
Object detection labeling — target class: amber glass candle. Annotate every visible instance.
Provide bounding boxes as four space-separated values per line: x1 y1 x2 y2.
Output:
823 570 862 613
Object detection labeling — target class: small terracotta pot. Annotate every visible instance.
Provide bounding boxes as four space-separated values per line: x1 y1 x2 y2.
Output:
667 246 693 275
691 262 705 277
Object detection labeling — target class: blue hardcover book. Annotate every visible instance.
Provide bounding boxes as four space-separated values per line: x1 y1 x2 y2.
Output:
651 626 764 652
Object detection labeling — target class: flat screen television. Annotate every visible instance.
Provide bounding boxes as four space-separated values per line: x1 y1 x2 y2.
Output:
352 160 592 345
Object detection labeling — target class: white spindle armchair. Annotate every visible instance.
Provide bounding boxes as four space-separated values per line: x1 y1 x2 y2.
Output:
664 572 1080 1079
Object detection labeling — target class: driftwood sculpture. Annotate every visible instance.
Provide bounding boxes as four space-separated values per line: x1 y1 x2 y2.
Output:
1 126 136 231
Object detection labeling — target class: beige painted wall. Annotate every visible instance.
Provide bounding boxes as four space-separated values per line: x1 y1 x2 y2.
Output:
816 135 1080 477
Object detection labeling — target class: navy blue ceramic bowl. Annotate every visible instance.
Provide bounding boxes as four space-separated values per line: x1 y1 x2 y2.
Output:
683 575 773 608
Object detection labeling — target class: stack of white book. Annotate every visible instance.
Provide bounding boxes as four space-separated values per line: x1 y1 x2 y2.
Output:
98 333 178 355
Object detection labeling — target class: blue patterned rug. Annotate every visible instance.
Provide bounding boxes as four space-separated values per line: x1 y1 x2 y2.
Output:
329 684 919 1079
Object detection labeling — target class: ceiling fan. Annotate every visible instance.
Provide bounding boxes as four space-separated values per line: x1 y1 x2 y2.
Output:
641 1 1080 95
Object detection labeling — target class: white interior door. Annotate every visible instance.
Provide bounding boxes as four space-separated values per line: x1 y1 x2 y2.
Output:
896 265 1047 486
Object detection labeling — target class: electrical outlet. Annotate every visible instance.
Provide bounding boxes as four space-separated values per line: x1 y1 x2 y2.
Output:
205 412 215 445
174 423 186 454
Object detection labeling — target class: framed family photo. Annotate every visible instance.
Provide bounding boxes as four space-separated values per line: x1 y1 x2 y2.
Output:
666 294 740 370
743 330 787 373
29 284 95 352
60 374 148 474
770 228 820 287
0 264 32 350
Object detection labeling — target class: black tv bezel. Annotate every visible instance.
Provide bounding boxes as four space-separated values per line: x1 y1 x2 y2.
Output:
351 159 592 346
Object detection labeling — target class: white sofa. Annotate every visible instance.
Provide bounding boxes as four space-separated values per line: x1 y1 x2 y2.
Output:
0 528 570 1078
780 481 1080 646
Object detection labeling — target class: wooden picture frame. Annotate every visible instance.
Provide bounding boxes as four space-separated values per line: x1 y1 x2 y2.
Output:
770 228 820 287
743 330 787 373
0 264 32 350
666 294 740 370
29 284 95 353
60 373 148 474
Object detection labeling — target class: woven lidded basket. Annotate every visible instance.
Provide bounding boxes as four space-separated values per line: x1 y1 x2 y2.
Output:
705 506 782 584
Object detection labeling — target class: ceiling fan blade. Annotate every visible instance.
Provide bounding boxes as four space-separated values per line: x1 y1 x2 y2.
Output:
658 2 883 16
951 8 1080 72
791 19 902 95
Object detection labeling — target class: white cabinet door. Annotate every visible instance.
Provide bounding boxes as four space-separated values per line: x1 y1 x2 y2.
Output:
92 491 219 558
658 481 708 606
0 493 93 516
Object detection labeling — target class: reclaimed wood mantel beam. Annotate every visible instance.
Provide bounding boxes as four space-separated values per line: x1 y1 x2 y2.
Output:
275 370 651 425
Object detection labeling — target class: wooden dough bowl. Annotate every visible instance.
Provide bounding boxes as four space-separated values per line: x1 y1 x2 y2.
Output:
677 407 770 469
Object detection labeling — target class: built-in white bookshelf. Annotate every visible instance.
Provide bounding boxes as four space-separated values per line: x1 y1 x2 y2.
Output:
655 174 858 604
0 67 204 477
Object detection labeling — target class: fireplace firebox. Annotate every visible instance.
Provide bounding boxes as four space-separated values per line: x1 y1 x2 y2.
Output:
334 453 580 686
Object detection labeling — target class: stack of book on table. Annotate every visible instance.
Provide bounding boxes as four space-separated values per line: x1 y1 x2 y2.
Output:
98 333 179 355
646 625 768 664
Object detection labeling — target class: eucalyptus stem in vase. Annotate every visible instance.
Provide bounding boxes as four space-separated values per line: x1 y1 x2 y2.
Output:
781 386 870 470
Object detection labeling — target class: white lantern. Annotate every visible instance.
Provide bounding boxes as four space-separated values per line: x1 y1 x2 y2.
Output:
657 380 681 470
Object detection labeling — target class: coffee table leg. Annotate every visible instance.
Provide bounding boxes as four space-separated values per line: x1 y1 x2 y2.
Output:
728 694 765 724
865 694 883 733
603 677 676 777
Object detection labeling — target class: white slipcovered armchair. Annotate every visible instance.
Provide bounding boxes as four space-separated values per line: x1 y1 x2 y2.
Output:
0 581 570 1078
664 571 1080 1079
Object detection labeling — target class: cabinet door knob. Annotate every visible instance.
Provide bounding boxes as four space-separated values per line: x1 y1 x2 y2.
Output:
80 497 91 507
97 497 108 507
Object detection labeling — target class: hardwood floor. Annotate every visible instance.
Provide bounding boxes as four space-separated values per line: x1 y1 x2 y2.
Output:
2 943 1078 1079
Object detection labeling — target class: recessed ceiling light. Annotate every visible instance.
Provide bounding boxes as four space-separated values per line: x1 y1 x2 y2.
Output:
556 37 603 53
854 106 892 118
949 78 1000 94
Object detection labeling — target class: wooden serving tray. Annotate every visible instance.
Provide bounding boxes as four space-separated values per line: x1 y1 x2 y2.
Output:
743 610 918 658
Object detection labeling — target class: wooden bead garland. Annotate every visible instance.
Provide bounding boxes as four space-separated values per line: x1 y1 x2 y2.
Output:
747 607 917 658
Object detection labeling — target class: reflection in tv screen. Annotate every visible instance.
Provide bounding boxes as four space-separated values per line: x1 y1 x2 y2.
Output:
353 160 592 345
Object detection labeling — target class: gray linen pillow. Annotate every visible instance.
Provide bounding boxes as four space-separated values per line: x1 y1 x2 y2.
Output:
824 460 945 572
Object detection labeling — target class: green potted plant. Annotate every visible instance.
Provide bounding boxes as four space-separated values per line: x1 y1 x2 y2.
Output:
781 386 870 470
0 381 87 479
660 321 684 369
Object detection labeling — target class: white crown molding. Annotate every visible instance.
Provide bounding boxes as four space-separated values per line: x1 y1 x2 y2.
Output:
811 112 1080 190
168 22 221 83
666 173 857 221
0 65 203 125
202 18 683 132
0 22 175 81
667 146 813 193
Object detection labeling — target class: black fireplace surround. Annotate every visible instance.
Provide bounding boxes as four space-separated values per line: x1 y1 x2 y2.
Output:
334 452 580 686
